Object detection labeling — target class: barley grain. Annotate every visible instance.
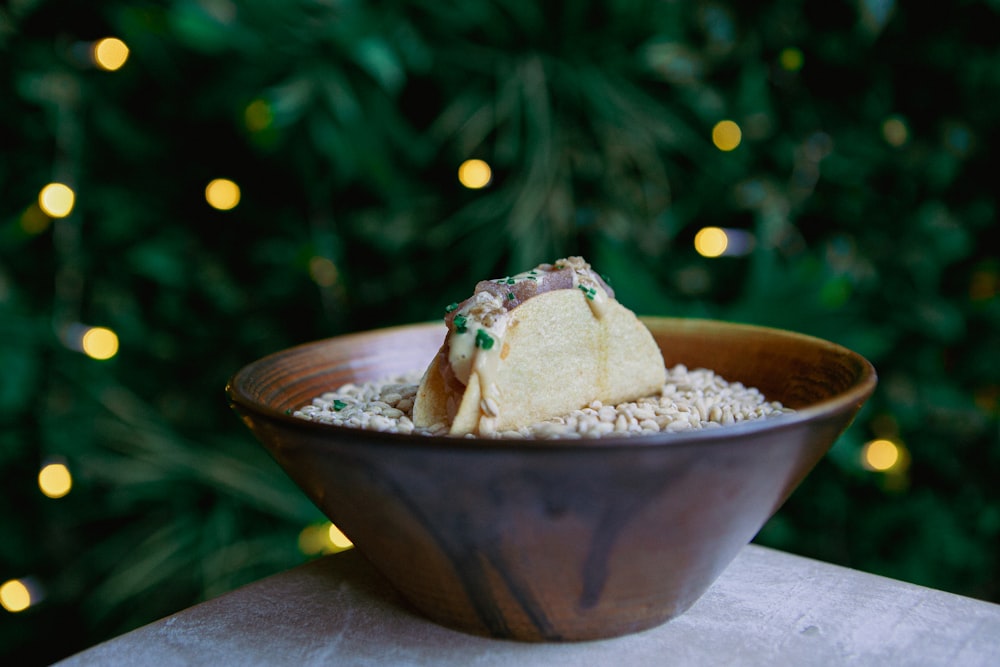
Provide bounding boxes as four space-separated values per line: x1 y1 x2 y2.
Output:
293 365 791 439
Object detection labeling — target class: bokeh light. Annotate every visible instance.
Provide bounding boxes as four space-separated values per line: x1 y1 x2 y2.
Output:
458 159 492 189
327 523 353 549
862 438 901 472
694 227 756 257
712 120 742 151
882 116 909 147
19 204 51 235
245 98 274 133
205 178 241 210
38 183 75 218
694 227 729 257
38 462 73 499
969 266 998 301
298 522 354 555
779 47 804 72
92 37 129 71
1 579 32 613
309 256 340 287
81 326 120 360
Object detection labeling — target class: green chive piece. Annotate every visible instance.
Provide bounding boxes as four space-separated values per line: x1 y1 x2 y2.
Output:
333 399 347 411
453 314 468 333
445 302 459 313
507 292 515 300
475 329 495 349
506 277 515 285
284 409 292 415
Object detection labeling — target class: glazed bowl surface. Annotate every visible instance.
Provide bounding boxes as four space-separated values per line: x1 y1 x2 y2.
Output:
227 317 876 641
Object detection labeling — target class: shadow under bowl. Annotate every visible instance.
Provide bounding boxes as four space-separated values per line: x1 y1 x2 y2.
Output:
226 317 876 642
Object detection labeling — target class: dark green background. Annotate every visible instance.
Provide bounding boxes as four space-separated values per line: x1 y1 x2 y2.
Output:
2 1 998 663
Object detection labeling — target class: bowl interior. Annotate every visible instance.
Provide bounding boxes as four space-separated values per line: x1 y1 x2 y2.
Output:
229 317 876 440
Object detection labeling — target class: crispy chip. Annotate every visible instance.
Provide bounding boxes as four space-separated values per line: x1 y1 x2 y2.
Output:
413 288 665 436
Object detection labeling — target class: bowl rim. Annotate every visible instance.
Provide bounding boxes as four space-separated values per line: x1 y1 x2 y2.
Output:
226 317 877 452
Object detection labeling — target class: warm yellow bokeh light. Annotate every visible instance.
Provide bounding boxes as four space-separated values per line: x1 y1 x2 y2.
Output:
92 37 130 71
309 256 340 287
245 99 274 132
882 116 909 147
712 120 742 151
38 463 73 499
863 438 900 472
458 159 492 189
82 326 119 360
38 183 76 218
327 523 354 549
298 522 353 555
0 579 32 613
694 226 729 258
297 525 324 555
779 47 804 72
20 204 51 235
205 178 241 210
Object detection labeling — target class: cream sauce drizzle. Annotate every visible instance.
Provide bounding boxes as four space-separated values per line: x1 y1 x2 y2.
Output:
444 258 613 434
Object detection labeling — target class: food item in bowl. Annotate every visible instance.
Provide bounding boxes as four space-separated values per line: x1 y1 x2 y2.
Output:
293 363 792 438
411 256 667 436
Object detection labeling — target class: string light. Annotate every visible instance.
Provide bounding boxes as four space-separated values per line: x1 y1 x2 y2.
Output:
882 115 909 147
92 37 130 71
968 266 998 301
81 326 119 360
862 438 904 472
19 203 51 235
205 178 241 210
695 226 728 257
458 159 492 189
711 120 742 151
779 47 804 72
308 256 339 287
244 99 274 133
38 461 73 499
694 226 755 257
38 183 75 218
327 523 353 549
1 579 33 613
297 522 354 555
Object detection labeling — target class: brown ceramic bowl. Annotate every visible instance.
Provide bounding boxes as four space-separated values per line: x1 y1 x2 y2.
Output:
226 317 876 642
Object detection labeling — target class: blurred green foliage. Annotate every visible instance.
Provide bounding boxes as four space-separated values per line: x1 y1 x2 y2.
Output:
2 0 998 663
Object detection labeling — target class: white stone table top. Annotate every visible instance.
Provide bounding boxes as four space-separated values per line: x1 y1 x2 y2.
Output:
55 544 1000 666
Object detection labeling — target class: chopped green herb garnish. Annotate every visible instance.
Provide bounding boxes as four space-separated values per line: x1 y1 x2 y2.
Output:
475 329 495 349
333 399 347 411
526 275 537 281
507 292 515 300
578 284 597 300
506 277 515 285
285 409 292 415
453 314 468 333
445 302 459 313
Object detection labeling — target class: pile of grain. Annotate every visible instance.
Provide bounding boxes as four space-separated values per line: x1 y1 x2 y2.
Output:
292 364 791 439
